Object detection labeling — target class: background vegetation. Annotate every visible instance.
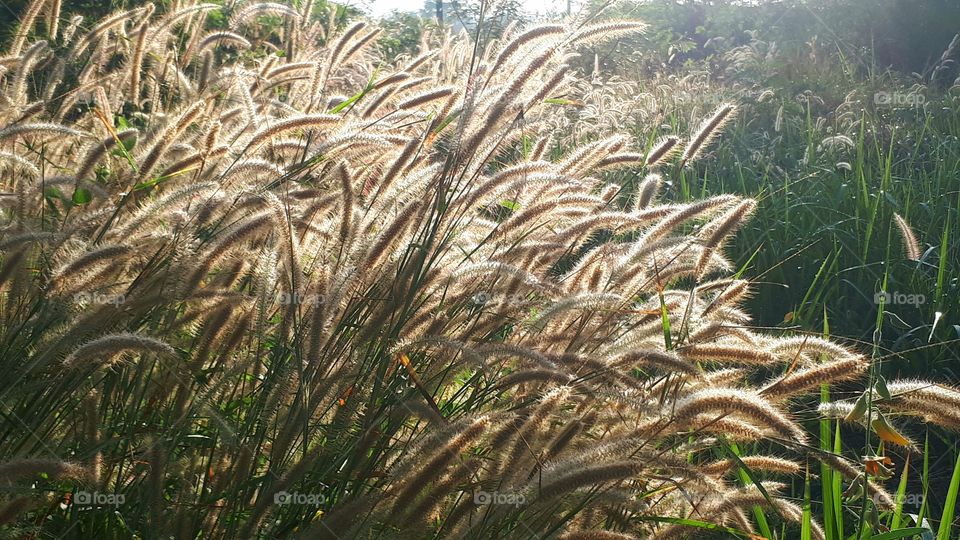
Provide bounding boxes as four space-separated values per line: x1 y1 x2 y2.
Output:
0 0 958 538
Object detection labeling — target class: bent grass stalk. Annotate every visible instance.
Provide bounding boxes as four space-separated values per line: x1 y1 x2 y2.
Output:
0 3 957 539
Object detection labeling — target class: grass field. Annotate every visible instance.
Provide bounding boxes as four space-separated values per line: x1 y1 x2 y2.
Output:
0 1 958 538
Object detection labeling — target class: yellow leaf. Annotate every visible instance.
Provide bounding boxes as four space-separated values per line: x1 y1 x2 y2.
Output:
872 414 911 446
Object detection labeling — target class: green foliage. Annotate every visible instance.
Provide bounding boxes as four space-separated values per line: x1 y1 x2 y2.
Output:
628 0 960 78
377 10 433 58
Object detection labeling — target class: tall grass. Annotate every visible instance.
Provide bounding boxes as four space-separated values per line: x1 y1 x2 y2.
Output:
0 1 958 539
571 20 960 538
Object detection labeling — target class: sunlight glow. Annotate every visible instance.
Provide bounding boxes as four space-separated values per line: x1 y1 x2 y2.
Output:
362 0 571 18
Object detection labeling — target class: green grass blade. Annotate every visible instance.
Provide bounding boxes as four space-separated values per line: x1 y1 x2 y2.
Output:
637 516 753 538
803 468 813 540
935 450 960 540
919 433 931 525
869 528 930 540
834 420 845 539
891 454 910 530
936 212 950 305
820 307 839 540
657 288 673 350
725 441 776 538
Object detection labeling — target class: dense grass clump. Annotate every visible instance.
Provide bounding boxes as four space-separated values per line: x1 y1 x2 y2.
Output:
1 2 959 539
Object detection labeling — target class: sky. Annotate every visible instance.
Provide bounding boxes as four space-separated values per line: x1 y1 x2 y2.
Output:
361 0 571 18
